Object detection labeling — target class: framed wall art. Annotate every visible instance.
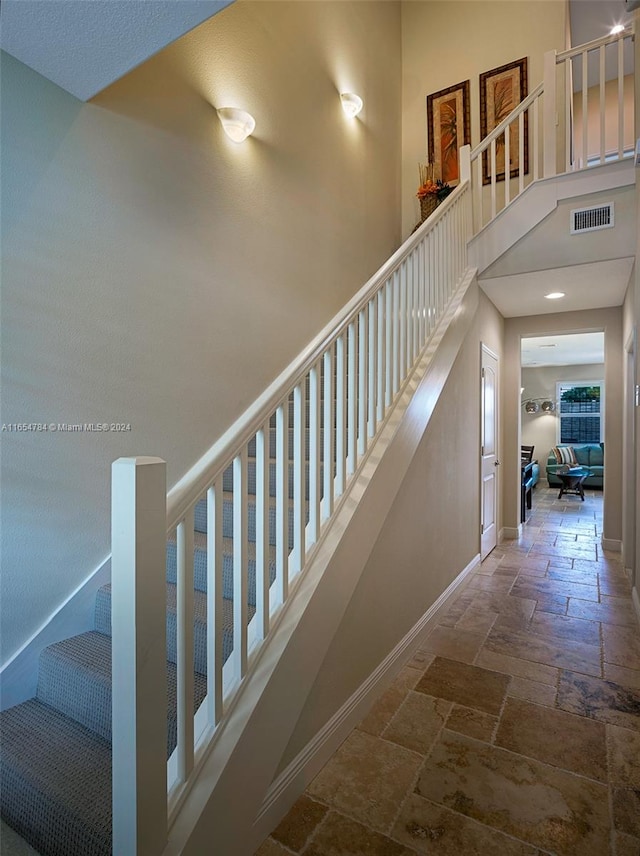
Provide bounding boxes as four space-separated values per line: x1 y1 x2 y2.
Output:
479 56 528 185
426 79 471 186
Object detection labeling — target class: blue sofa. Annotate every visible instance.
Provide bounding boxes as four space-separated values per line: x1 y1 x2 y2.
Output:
546 443 604 488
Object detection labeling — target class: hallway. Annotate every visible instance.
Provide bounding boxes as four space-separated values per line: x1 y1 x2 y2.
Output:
256 487 640 856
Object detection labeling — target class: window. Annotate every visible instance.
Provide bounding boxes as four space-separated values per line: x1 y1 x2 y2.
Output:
556 381 603 444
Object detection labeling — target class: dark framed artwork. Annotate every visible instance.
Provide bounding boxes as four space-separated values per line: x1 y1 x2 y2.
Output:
479 57 528 185
426 79 471 186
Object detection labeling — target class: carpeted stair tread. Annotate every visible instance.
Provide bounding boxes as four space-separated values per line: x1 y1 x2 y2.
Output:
192 491 299 547
36 632 208 753
221 457 327 499
169 519 283 594
94 583 239 672
0 698 112 856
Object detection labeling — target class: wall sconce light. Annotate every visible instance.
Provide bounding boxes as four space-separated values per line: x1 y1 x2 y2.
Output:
340 92 363 118
541 400 556 412
216 107 256 143
524 400 539 413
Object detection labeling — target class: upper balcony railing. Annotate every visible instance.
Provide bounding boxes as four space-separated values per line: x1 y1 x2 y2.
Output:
465 26 634 235
111 176 472 854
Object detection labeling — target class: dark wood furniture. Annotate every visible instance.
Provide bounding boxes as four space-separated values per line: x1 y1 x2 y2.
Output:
521 444 535 464
521 460 535 522
557 467 590 501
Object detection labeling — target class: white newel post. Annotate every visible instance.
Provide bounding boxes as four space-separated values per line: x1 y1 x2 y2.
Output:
543 49 558 178
112 457 168 856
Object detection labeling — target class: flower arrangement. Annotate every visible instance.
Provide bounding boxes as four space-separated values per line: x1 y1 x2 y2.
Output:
416 163 452 202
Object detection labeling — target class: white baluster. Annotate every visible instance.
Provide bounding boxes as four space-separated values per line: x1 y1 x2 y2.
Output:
399 262 406 383
292 383 305 577
254 425 270 638
385 280 393 407
347 323 357 476
564 58 572 171
428 231 435 335
206 481 223 725
232 451 248 680
418 240 425 349
177 508 195 782
504 128 511 207
582 50 588 168
533 95 540 180
543 49 557 177
476 154 484 229
618 37 624 159
519 112 525 195
335 334 347 495
358 309 368 456
392 270 400 396
368 297 377 438
490 139 497 220
411 251 421 363
275 402 289 604
599 44 606 164
308 362 321 545
322 349 334 521
377 288 386 420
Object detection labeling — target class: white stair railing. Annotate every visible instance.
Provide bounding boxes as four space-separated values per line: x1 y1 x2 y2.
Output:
467 82 544 232
467 26 634 235
552 27 634 173
112 176 472 853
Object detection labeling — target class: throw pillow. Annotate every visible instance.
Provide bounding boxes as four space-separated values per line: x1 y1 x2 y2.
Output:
552 445 577 466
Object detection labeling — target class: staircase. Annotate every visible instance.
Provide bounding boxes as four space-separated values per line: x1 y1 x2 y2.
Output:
1 24 633 856
0 386 334 855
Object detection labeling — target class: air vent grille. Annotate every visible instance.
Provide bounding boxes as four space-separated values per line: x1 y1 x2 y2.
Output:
570 203 614 234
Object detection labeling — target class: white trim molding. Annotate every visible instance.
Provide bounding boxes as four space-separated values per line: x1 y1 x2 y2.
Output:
601 537 622 553
250 552 481 851
501 526 522 540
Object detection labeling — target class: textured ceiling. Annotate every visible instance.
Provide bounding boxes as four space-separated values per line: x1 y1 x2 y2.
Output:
0 0 233 101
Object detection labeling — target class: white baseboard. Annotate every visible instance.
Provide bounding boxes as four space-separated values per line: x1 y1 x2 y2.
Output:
501 526 521 540
0 556 111 710
601 538 622 553
251 552 481 849
633 587 640 628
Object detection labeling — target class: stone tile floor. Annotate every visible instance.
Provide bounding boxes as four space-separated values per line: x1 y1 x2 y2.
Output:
255 487 640 856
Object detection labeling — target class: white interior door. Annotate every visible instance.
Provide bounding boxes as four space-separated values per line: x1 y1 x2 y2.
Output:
481 345 499 558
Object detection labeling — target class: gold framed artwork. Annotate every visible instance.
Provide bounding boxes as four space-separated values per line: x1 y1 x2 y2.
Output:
426 79 471 186
479 57 528 185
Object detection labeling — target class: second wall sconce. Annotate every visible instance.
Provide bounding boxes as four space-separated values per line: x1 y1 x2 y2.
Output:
217 107 256 143
340 92 363 118
523 399 556 413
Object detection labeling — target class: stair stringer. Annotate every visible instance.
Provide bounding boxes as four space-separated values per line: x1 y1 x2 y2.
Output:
468 158 635 276
162 268 480 856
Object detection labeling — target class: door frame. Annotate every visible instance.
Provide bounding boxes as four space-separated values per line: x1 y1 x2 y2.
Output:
480 343 500 558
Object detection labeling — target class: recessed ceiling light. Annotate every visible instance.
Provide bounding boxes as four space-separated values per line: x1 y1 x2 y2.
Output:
610 24 624 35
545 292 565 299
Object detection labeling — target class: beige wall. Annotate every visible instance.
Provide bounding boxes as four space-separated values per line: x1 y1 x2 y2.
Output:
401 0 567 235
278 288 503 771
521 363 605 480
0 1 403 662
504 308 623 544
